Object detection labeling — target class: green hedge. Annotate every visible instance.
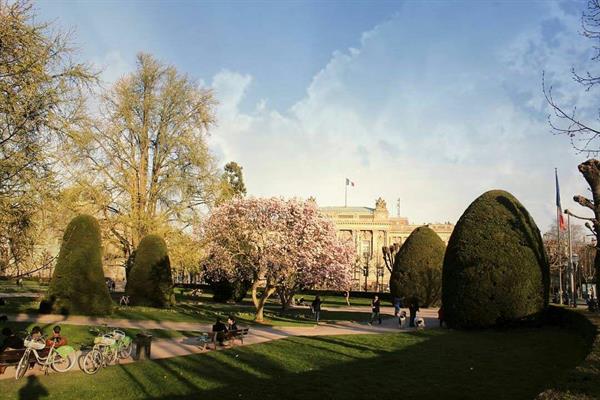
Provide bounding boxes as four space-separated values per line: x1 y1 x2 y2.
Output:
126 234 175 307
537 307 599 399
442 190 549 329
41 215 112 315
389 225 445 307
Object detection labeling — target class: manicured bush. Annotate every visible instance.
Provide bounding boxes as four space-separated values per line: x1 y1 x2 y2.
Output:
126 234 175 307
389 225 445 307
209 278 252 303
442 190 550 329
41 215 112 315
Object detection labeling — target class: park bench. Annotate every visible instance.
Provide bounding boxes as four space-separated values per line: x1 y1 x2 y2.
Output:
0 349 48 375
195 328 250 351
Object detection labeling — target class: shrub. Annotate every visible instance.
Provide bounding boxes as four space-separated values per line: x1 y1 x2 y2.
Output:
389 225 445 307
42 215 112 315
126 234 175 307
209 278 252 303
442 190 550 329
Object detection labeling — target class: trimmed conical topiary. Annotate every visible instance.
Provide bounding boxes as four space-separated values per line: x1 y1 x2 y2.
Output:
389 225 445 307
442 190 549 329
126 234 175 307
42 214 112 315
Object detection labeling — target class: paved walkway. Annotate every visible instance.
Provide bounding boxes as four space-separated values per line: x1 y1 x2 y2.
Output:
0 306 438 381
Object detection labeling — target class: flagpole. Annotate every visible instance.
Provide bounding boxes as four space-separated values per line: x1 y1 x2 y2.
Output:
567 210 576 307
557 206 563 305
345 180 348 208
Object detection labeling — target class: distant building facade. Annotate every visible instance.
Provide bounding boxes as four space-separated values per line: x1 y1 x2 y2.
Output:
319 198 454 292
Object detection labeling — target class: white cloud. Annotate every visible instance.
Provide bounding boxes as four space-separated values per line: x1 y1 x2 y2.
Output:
208 2 596 233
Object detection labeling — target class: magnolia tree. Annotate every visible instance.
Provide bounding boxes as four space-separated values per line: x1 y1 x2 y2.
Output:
203 197 354 321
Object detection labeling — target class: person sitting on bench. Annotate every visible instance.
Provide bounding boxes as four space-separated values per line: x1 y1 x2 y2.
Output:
46 326 67 348
212 317 228 346
0 327 24 352
227 315 238 332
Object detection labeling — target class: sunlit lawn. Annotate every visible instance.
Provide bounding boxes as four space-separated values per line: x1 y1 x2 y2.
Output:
0 295 377 327
0 328 588 400
0 284 381 327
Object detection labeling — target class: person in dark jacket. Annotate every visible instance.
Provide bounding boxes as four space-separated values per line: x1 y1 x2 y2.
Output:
212 317 228 346
227 315 238 331
0 327 24 352
311 296 322 324
408 298 420 327
369 295 382 325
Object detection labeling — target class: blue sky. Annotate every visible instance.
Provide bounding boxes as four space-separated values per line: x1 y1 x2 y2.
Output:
38 0 597 232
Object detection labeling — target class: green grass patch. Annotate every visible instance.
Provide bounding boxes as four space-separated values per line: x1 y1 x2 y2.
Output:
0 328 588 399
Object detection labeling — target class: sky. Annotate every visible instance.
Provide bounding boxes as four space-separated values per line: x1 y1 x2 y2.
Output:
37 0 599 232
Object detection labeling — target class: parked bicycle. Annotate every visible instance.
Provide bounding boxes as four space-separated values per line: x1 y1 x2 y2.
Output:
15 335 75 379
81 326 132 374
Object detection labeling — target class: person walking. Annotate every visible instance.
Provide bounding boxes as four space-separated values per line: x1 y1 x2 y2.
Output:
311 296 322 324
344 290 351 306
369 295 382 325
392 296 401 317
408 298 420 327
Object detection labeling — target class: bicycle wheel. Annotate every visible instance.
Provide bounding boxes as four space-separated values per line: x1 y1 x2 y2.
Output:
118 342 133 359
15 350 30 380
104 347 118 365
81 349 102 375
51 351 75 373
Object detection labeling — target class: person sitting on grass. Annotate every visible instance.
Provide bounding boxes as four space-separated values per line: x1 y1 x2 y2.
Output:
212 317 228 346
46 326 67 348
227 315 238 332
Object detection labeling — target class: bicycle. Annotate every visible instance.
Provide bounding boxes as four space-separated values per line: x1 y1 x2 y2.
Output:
15 336 75 380
81 327 132 374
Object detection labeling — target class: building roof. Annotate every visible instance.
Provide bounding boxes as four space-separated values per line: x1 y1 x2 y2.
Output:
319 206 374 213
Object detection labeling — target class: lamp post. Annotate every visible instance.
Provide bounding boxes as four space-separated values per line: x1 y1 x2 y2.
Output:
565 209 577 307
376 264 384 292
363 256 369 292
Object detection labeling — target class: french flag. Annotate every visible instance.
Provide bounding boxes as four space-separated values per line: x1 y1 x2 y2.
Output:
346 178 355 187
555 169 566 231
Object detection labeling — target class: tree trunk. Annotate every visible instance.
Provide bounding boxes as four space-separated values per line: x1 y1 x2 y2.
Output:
577 160 600 291
277 287 296 310
251 280 277 322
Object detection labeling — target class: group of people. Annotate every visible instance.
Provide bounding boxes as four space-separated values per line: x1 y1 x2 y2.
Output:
211 315 238 346
0 325 67 374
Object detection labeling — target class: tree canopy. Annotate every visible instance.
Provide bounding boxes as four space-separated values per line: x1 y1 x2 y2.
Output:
203 197 354 320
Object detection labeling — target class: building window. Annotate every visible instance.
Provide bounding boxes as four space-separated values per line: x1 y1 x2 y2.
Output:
361 239 371 258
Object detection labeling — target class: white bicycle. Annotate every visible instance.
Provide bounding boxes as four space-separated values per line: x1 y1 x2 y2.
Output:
15 336 75 379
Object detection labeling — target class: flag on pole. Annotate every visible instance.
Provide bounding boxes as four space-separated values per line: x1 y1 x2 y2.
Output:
346 178 355 187
555 169 566 231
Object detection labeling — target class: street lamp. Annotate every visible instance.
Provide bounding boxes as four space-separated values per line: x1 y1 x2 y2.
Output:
362 256 370 292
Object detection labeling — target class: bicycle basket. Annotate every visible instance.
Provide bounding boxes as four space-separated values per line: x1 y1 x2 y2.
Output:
112 330 125 341
94 335 115 346
24 337 46 350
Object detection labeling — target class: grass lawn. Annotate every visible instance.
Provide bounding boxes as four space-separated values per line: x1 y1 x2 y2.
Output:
1 295 377 327
0 328 588 400
0 279 48 294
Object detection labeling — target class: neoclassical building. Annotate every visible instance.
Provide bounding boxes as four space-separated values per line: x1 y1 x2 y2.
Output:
319 198 454 292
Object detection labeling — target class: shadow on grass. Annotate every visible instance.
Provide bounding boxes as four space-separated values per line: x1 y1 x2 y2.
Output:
45 328 582 400
18 376 48 400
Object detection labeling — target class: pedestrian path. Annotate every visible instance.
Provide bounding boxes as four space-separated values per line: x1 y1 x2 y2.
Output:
0 309 438 381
